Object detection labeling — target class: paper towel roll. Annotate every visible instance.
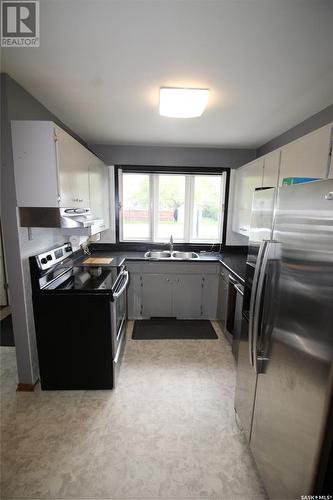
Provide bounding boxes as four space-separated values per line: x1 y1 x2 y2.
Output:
69 235 88 250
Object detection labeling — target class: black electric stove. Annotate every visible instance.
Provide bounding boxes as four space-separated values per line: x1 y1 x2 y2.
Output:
29 243 128 390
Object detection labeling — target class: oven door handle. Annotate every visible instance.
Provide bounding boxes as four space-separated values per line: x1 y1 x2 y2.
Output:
234 283 244 296
113 270 129 298
114 324 126 363
228 274 238 286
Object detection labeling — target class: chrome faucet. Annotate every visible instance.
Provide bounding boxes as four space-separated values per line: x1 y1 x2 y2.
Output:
169 235 174 253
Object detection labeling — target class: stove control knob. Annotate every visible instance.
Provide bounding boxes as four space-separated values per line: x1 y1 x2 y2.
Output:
41 258 47 264
65 246 71 252
46 254 52 261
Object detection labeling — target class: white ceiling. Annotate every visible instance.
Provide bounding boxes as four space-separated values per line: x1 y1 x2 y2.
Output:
2 0 333 147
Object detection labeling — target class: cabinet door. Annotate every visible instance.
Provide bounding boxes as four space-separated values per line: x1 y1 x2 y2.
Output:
202 274 219 319
173 275 203 319
89 155 110 231
217 272 228 330
232 158 264 236
262 150 280 188
127 273 142 320
278 125 332 186
328 139 333 178
141 274 172 318
55 126 90 208
11 121 59 207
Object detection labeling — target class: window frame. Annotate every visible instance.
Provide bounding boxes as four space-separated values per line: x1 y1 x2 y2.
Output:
118 171 152 242
116 166 230 246
154 173 187 243
189 174 225 243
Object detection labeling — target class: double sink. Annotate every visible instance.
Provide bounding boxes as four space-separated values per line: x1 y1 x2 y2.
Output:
145 250 199 260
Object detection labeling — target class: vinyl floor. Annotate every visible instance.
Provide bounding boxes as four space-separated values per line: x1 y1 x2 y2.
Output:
0 321 266 500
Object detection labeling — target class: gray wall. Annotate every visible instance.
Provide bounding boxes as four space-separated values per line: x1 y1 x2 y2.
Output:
89 144 255 168
257 104 333 158
0 73 89 385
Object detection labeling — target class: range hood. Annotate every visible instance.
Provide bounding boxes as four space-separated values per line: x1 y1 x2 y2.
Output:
19 207 105 234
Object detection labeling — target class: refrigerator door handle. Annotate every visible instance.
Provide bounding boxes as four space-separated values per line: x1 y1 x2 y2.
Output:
253 241 279 374
249 239 268 366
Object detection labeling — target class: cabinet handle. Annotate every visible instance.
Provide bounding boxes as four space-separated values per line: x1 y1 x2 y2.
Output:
239 227 247 231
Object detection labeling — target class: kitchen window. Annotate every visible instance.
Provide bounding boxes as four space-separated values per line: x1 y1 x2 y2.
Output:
121 173 150 240
118 170 226 243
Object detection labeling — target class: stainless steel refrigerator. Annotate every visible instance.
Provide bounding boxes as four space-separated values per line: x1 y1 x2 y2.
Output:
234 178 333 499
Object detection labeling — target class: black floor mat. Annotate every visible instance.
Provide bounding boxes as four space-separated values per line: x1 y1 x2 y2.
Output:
0 315 15 346
132 319 218 340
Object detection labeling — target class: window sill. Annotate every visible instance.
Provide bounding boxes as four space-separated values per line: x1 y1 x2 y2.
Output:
120 240 221 245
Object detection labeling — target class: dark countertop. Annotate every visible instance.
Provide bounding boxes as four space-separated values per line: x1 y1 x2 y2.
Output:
74 250 247 284
221 254 247 284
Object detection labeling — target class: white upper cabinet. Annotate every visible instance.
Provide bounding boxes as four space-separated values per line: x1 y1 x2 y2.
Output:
88 154 110 231
11 121 59 207
262 150 280 188
232 158 264 237
329 148 333 178
54 125 90 208
278 124 332 185
232 124 332 237
11 121 109 224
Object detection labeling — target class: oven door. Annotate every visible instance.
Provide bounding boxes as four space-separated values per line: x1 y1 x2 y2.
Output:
110 269 129 363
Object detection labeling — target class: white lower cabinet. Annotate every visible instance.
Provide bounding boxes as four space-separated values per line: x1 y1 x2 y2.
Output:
126 262 220 320
141 274 173 318
201 275 219 319
173 275 204 319
217 269 229 331
141 273 203 319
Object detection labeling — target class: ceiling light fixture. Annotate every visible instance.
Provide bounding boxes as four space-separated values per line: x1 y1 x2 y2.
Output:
159 87 209 118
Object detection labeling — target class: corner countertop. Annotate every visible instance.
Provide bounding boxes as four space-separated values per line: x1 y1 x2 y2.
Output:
74 250 247 284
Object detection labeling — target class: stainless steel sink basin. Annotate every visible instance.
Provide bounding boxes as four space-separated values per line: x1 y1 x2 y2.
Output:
144 250 171 259
172 251 199 259
145 250 199 260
